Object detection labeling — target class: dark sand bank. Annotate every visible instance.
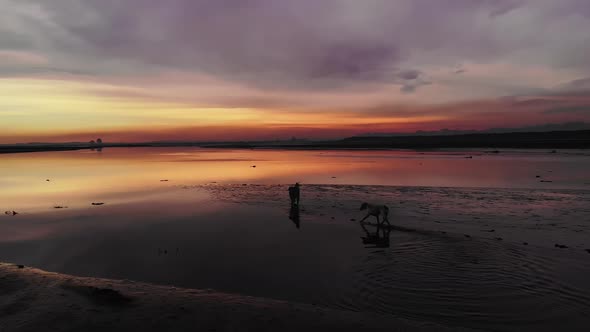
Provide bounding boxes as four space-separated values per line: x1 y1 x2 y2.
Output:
0 263 469 332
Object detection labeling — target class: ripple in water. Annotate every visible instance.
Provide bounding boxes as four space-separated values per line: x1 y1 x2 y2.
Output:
330 232 590 331
193 183 590 331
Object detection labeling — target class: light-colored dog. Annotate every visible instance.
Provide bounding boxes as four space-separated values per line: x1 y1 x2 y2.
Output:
359 202 391 227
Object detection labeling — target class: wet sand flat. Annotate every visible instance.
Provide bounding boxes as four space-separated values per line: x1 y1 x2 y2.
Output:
1 184 590 331
2 263 468 332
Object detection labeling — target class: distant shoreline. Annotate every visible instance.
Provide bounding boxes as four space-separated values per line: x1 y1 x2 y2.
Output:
1 130 589 154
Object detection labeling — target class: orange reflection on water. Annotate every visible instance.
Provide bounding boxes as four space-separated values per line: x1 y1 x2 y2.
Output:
1 147 588 212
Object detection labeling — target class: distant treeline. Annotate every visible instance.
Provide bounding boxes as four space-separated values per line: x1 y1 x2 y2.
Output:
332 130 590 149
1 130 589 154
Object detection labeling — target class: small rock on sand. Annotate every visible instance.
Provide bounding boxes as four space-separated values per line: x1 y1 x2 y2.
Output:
523 242 529 245
464 234 471 238
555 244 568 249
4 210 18 216
160 179 169 182
495 237 503 241
91 202 105 206
585 249 590 254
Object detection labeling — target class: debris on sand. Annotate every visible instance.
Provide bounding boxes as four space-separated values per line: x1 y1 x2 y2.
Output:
465 156 473 159
15 264 24 269
495 237 503 241
540 180 553 183
350 218 356 222
251 165 256 168
555 244 568 249
482 229 495 232
331 176 337 178
4 211 18 216
464 234 471 238
585 249 590 254
46 179 50 182
160 179 169 182
535 175 541 178
91 202 105 206
53 206 68 209
523 242 529 246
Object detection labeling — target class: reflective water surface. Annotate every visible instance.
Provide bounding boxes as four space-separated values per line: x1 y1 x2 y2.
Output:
1 147 589 211
1 148 590 331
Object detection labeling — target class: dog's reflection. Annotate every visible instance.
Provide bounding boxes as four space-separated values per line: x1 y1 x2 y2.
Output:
360 222 391 248
289 205 300 229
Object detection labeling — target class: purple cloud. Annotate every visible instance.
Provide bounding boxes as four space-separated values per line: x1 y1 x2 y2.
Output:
2 0 590 96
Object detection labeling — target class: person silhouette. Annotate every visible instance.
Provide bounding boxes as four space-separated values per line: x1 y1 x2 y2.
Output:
288 182 300 206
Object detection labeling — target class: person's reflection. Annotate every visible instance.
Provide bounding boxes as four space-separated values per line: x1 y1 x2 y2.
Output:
289 205 300 229
360 222 390 248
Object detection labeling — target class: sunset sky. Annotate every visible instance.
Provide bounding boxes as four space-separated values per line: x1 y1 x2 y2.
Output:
1 0 589 143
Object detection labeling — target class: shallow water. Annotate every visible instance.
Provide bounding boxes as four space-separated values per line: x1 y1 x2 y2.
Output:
1 147 589 212
1 148 590 331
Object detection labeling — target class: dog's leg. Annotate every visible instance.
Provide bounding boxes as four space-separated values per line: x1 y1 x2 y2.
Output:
360 214 370 223
383 215 391 227
361 222 370 234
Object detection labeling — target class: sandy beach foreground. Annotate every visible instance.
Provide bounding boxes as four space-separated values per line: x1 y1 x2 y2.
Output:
0 263 471 332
